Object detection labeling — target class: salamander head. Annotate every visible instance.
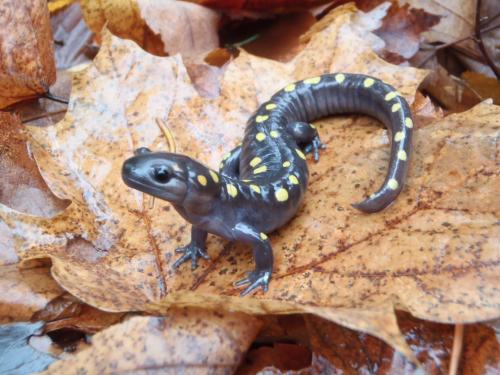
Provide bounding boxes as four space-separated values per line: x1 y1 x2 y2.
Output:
122 148 220 206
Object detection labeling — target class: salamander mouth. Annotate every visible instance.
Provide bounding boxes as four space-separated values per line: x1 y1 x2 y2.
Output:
122 176 185 204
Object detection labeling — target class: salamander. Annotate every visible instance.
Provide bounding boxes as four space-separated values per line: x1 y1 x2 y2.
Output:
122 73 413 296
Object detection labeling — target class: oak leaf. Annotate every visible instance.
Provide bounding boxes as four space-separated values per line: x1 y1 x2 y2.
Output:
80 0 220 58
0 0 56 108
1 4 498 359
42 309 261 374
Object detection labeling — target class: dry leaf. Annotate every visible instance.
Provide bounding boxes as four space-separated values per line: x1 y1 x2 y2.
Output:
43 309 262 374
80 0 220 58
0 0 56 108
1 4 498 360
188 0 335 12
0 113 65 323
400 0 476 45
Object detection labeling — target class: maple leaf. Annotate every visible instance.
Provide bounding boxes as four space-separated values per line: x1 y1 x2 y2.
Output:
1 4 498 360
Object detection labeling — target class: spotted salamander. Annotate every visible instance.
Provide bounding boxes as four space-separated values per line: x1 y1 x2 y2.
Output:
122 73 413 296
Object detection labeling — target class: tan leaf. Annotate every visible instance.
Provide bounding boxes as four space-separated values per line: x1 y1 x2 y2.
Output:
80 0 220 58
400 0 476 45
42 309 262 374
1 4 498 360
0 0 56 108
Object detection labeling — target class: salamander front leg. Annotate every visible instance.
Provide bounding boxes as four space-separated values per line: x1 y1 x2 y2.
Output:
286 122 325 162
232 223 273 296
173 226 209 270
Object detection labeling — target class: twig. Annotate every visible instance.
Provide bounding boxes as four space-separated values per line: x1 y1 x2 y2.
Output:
21 109 67 124
417 23 500 68
475 0 500 79
449 324 464 375
42 91 69 104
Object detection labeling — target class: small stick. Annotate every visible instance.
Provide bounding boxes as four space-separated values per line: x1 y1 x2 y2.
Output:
449 324 464 375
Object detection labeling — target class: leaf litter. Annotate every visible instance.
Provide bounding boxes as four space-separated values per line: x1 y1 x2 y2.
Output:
0 3 499 362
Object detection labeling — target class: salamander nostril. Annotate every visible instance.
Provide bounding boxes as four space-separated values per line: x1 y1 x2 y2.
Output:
122 161 135 176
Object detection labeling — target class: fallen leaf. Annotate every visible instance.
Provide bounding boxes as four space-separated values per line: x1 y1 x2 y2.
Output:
0 321 56 374
0 112 66 323
1 4 499 360
401 0 476 46
188 0 336 12
374 2 441 60
306 311 454 374
462 323 500 374
42 309 262 374
80 0 220 58
462 71 500 104
0 0 56 108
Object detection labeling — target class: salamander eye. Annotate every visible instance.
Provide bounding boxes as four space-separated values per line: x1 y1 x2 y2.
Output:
152 165 170 183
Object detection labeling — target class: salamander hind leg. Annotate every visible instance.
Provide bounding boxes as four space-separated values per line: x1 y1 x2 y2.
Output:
286 122 325 161
173 226 210 270
232 223 273 296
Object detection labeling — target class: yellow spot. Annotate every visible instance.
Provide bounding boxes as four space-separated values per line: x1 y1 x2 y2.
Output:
197 175 207 186
270 130 280 138
397 150 407 161
226 183 238 197
282 161 291 168
250 157 262 167
242 179 251 182
260 232 268 240
310 123 316 129
388 178 399 190
304 76 321 84
394 131 405 142
275 188 289 202
391 103 401 112
363 78 375 87
266 103 277 110
335 73 345 83
385 91 398 101
250 184 261 194
256 115 269 123
405 117 413 128
223 152 230 160
219 162 224 169
256 132 266 141
288 175 299 185
295 148 306 160
209 170 219 183
284 83 296 92
254 165 267 174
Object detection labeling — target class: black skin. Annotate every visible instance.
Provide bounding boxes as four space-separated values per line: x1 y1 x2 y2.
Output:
122 73 413 296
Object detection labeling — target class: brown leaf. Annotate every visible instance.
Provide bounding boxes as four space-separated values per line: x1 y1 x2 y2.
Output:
188 0 336 12
462 323 500 374
80 0 220 58
306 311 455 374
1 4 498 360
374 2 441 60
0 0 56 108
42 309 262 374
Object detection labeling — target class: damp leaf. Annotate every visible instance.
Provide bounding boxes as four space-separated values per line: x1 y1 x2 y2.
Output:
80 0 220 58
42 309 261 374
0 0 56 108
0 4 498 360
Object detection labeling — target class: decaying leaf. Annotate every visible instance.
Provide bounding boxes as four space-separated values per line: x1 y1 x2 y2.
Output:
42 309 262 374
80 0 220 58
0 321 56 374
0 0 56 108
188 0 335 12
1 4 498 360
0 112 66 323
